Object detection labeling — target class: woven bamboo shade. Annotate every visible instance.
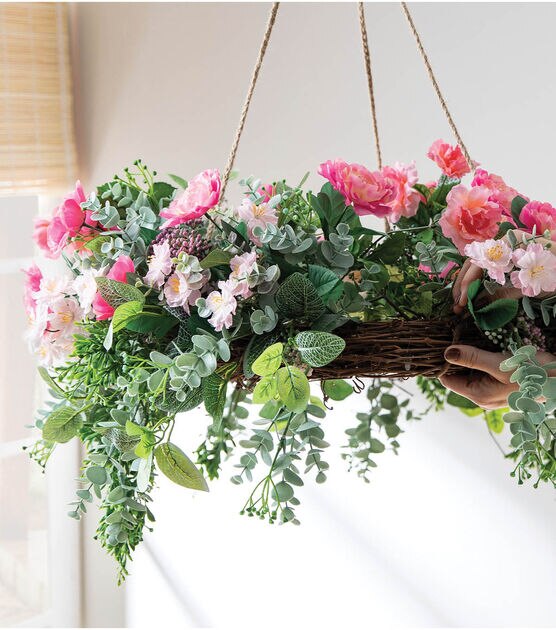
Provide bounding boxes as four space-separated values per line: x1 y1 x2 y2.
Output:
0 3 77 195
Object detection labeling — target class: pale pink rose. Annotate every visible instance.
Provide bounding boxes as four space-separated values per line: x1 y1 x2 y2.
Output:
163 267 209 311
204 279 238 332
144 241 173 289
418 260 457 280
23 264 43 317
427 139 471 179
381 161 422 223
229 251 258 298
464 239 513 284
92 255 135 321
470 169 522 215
439 184 502 254
511 242 556 297
519 201 556 239
236 199 278 245
318 159 395 218
160 169 221 228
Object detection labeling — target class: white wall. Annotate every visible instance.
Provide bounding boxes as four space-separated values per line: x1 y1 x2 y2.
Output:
71 3 556 627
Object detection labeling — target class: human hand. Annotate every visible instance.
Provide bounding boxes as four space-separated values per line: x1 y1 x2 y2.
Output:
440 344 556 409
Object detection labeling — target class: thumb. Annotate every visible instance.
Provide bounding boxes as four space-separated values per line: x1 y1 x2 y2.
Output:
444 345 507 381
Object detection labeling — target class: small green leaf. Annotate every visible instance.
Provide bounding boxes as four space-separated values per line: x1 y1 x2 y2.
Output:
447 391 479 409
253 375 277 404
168 174 188 189
200 250 234 269
202 373 227 425
276 365 310 412
112 300 143 332
42 406 83 443
275 273 325 320
307 265 344 302
86 465 108 486
154 442 209 491
294 331 345 367
252 342 283 377
510 195 528 227
323 379 353 401
95 277 145 308
474 299 519 331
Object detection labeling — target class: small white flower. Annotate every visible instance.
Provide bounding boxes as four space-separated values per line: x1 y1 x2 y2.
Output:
144 241 173 289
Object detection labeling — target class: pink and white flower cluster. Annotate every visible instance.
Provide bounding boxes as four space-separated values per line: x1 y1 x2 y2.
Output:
464 238 556 297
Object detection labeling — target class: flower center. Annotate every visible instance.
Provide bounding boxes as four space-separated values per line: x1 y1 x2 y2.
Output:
59 310 73 324
169 276 181 292
253 204 267 218
486 244 504 262
531 265 545 278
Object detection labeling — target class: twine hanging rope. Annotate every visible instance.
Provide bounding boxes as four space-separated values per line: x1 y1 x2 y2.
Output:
220 2 475 200
221 2 280 198
358 2 382 170
400 2 474 170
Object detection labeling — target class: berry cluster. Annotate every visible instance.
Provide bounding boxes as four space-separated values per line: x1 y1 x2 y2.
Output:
149 221 211 261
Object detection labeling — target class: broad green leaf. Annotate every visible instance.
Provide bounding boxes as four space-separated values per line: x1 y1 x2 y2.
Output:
510 195 528 227
323 379 353 401
154 442 209 491
200 249 234 269
156 386 203 414
309 183 360 237
252 342 283 377
242 332 281 379
294 331 345 367
467 278 482 303
276 365 310 412
125 312 178 336
275 273 325 320
95 277 145 308
484 408 506 434
152 182 176 204
447 391 479 409
202 373 227 425
253 375 277 404
474 299 519 331
369 232 406 264
42 406 83 443
112 300 143 332
168 174 188 189
307 265 344 302
85 235 111 254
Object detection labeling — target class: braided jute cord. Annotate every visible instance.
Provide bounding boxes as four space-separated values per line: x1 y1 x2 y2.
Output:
221 2 280 198
358 2 382 170
400 2 474 171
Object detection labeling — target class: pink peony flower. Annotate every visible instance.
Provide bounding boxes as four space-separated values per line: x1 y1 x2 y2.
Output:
318 159 395 217
381 161 422 223
92 255 135 320
160 169 221 228
236 199 278 245
23 264 43 317
519 201 556 239
204 279 238 332
418 260 457 280
144 241 173 289
471 169 522 215
464 239 513 284
511 242 556 297
439 184 502 254
57 181 87 236
427 139 471 179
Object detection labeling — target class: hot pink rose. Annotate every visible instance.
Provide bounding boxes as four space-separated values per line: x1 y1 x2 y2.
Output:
23 264 43 316
92 255 135 321
318 159 395 218
381 161 423 223
427 139 471 179
439 184 502 254
160 169 221 228
46 215 71 258
519 201 556 239
57 181 87 236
